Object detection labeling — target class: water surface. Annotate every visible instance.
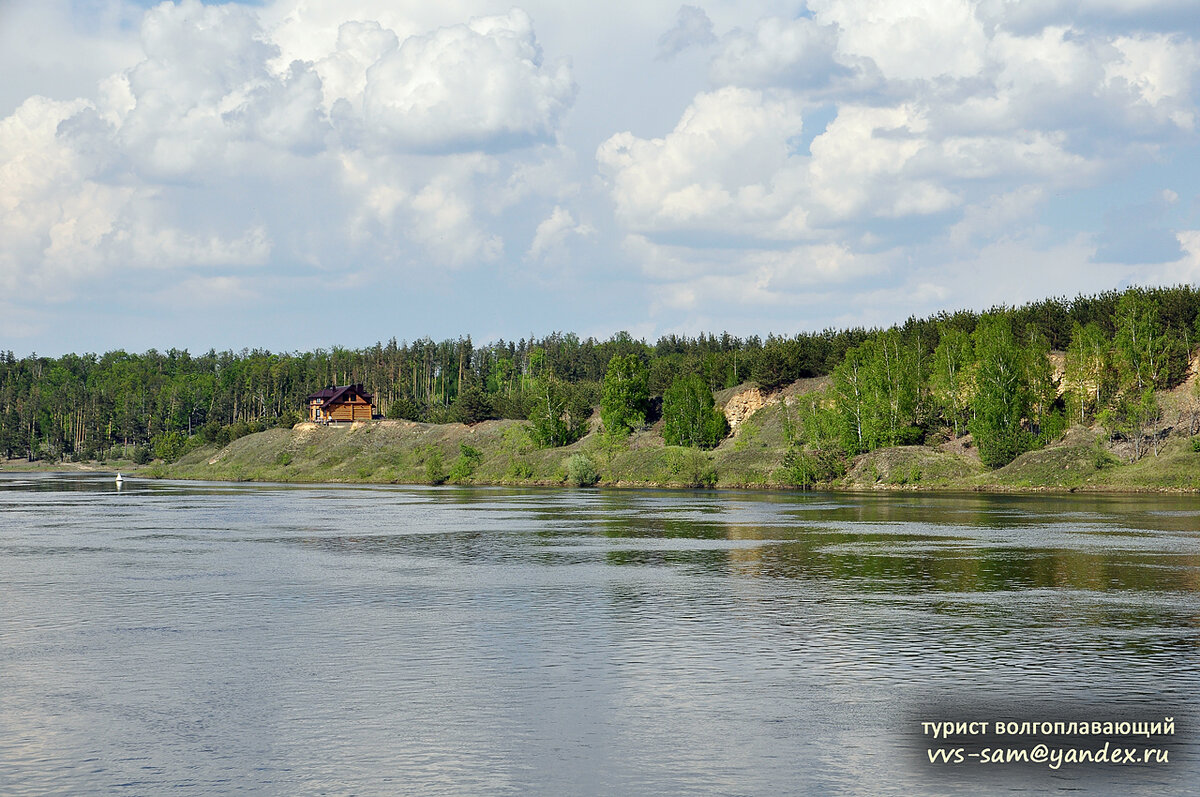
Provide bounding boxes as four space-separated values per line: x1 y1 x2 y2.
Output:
1 474 1198 795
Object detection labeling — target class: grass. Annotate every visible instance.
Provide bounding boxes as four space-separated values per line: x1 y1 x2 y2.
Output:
148 390 1200 494
843 446 983 488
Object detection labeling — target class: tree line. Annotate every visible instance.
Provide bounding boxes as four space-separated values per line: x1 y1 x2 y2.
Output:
782 287 1200 483
2 285 1198 467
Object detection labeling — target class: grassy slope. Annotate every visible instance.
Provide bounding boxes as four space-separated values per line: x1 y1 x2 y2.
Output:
155 385 1200 492
162 407 797 488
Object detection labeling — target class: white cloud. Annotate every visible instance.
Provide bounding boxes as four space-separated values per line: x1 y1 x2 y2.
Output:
0 0 586 304
0 94 271 297
0 0 141 116
597 87 808 237
4 0 1200 349
315 21 400 116
527 205 595 261
599 0 1200 328
807 104 960 221
709 16 844 89
358 9 576 153
1105 33 1199 129
625 233 892 315
1157 230 1200 283
809 0 989 81
115 0 328 177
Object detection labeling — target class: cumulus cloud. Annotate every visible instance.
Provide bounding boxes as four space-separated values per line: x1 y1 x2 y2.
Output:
4 0 1200 348
596 0 1200 328
358 10 576 154
709 16 845 89
113 0 332 177
0 0 581 306
808 0 989 82
597 87 808 237
0 93 271 297
625 235 896 328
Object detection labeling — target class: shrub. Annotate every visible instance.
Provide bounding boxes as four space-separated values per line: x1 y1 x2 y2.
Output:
449 443 483 482
565 453 600 486
666 448 718 488
453 387 494 425
506 460 534 480
424 448 446 485
152 431 190 463
780 446 845 488
387 397 422 421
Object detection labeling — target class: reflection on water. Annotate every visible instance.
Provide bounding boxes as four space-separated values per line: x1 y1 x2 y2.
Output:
1 473 1198 795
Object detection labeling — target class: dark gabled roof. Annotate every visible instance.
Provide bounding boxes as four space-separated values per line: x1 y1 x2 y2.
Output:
307 384 373 406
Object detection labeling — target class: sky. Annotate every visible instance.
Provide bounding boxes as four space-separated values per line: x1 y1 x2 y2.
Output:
3 0 1200 356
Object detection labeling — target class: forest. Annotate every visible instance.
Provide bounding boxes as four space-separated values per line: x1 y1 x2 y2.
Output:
2 285 1199 471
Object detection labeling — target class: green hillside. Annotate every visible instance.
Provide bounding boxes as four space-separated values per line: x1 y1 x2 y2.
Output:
156 378 1200 492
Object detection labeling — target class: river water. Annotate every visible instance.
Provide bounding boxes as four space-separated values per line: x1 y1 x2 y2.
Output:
1 473 1197 796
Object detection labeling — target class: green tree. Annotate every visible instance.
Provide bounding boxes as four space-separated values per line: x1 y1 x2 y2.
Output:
599 354 649 437
662 374 729 449
1024 327 1061 443
832 340 875 453
870 329 922 446
1063 322 1110 424
1110 293 1170 457
1101 389 1161 461
528 376 591 448
930 327 974 438
452 385 493 425
1114 291 1167 392
752 346 790 392
831 332 921 453
970 316 1035 468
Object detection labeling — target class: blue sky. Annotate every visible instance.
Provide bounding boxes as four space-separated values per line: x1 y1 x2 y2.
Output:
2 0 1200 355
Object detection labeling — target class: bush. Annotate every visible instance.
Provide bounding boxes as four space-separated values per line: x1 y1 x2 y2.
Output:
448 443 483 482
424 448 446 485
452 386 495 425
506 460 534 480
666 448 718 488
131 445 153 465
779 446 845 488
564 453 600 486
152 431 190 463
1192 437 1200 453
387 397 423 421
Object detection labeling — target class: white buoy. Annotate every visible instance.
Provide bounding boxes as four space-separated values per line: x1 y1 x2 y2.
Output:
115 472 124 485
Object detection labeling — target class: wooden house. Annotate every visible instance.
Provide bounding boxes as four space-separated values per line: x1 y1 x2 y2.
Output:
307 384 375 423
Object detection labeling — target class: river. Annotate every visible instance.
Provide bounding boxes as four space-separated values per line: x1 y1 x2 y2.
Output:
1 473 1197 795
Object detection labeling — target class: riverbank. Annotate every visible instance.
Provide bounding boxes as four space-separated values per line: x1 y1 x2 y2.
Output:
12 376 1198 493
138 402 1200 492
